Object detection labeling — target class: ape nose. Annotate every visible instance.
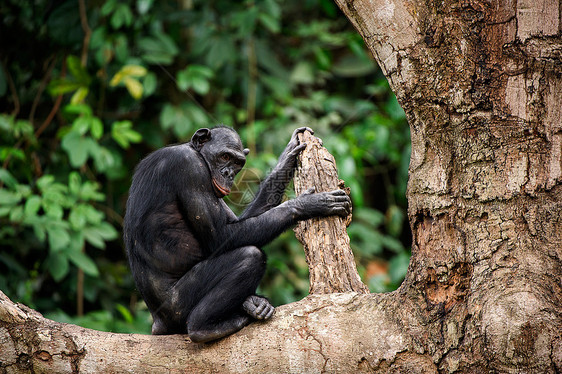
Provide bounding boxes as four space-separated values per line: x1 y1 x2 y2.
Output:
221 169 234 179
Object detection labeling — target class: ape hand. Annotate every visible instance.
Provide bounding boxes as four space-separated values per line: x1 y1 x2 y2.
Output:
242 295 275 320
295 188 352 218
277 127 314 171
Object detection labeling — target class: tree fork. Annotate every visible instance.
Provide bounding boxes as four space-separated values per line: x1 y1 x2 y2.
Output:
293 130 369 294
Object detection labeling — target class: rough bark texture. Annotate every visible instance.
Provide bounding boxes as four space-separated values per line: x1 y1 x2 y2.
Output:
1 289 415 373
293 130 369 295
334 0 562 372
1 1 562 372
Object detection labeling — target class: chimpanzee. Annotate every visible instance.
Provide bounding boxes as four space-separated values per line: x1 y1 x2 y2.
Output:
124 126 351 343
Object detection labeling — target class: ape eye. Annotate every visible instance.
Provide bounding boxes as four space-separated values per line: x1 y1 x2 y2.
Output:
221 154 230 162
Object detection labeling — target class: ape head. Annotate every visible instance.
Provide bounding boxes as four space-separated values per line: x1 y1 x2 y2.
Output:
191 127 250 197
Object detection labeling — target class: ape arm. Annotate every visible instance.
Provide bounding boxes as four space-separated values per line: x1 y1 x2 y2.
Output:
238 127 311 220
186 191 350 257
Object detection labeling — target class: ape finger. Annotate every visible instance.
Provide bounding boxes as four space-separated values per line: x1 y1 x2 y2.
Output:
261 305 275 320
289 143 307 157
292 126 314 138
328 189 347 196
264 305 275 319
254 301 267 316
303 187 316 195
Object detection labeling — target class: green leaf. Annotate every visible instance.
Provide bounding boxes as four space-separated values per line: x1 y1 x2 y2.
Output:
176 65 214 94
69 205 87 230
71 116 91 135
101 0 116 16
388 251 410 284
84 206 104 224
0 189 21 205
0 114 13 132
136 0 154 14
66 249 99 277
48 79 82 96
42 182 69 206
0 147 25 162
14 120 34 139
47 225 71 251
9 206 23 222
63 103 92 116
380 235 404 253
32 221 46 242
112 121 142 148
206 37 235 69
259 13 280 34
37 175 54 191
176 69 190 91
79 181 104 201
355 207 385 227
61 132 89 167
90 118 104 140
313 47 332 70
66 55 91 85
111 4 133 29
332 52 376 77
191 77 210 95
143 72 157 97
24 195 42 217
96 222 118 240
46 252 69 281
114 34 129 62
138 32 179 65
92 147 117 173
43 202 63 220
83 223 117 249
70 87 89 104
0 206 11 217
290 62 315 85
116 303 134 323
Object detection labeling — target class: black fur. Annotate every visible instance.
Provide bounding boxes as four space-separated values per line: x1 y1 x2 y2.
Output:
124 126 351 343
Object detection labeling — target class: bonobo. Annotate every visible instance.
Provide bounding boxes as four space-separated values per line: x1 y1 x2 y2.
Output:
124 126 351 343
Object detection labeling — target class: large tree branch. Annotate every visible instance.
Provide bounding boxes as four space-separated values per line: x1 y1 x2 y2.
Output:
1 290 427 373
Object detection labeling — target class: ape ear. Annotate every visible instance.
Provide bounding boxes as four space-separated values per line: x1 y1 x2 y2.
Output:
191 128 212 151
243 148 250 156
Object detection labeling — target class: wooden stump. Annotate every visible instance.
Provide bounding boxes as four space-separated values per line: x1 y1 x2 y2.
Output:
293 130 369 295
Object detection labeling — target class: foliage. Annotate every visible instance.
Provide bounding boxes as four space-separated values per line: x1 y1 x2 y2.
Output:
0 0 410 332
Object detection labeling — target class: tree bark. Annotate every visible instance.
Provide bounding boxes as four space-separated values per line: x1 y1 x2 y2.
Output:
334 0 562 371
1 1 562 373
293 130 369 295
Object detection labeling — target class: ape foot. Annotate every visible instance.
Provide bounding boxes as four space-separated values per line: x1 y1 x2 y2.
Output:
188 314 251 343
243 295 275 320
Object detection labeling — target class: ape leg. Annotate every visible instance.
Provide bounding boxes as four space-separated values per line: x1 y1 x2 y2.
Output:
172 246 267 343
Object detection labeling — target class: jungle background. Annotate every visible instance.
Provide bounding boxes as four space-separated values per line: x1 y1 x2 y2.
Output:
0 0 410 334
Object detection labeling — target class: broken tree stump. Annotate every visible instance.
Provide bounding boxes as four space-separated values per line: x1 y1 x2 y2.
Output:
293 130 369 295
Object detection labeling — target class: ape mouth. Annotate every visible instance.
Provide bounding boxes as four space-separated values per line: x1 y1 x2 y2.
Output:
212 178 231 196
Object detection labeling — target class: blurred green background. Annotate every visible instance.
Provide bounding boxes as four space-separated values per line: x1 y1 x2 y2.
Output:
0 0 410 333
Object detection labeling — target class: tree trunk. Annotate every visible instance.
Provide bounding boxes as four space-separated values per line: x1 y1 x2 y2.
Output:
1 1 562 373
293 130 369 295
334 0 562 371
